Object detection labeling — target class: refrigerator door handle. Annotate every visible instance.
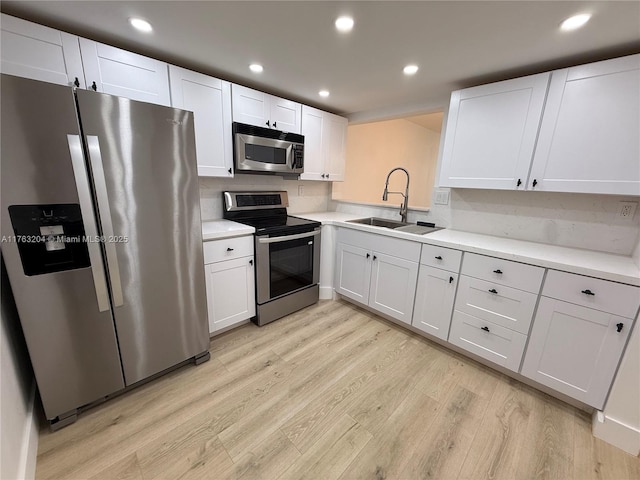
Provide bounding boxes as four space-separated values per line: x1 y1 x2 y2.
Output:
66 135 110 312
86 135 124 307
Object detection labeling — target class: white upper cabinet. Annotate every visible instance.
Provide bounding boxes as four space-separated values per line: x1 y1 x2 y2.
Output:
79 38 171 106
231 84 301 133
439 73 550 190
529 55 640 195
1 13 85 87
300 105 348 182
169 66 233 177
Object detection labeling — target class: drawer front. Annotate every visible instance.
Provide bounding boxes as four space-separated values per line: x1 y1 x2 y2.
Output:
461 253 544 293
543 270 640 318
203 235 254 264
449 310 528 372
338 227 421 262
455 275 537 334
420 244 463 272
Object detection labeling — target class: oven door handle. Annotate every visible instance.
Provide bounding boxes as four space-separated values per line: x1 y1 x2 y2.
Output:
258 229 320 244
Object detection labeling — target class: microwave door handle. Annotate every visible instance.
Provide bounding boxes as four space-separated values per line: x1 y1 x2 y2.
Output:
258 230 320 244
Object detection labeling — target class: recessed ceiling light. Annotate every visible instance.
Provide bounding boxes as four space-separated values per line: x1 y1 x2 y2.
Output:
128 17 152 33
249 64 264 73
319 90 330 98
335 16 354 32
403 65 419 75
560 13 591 31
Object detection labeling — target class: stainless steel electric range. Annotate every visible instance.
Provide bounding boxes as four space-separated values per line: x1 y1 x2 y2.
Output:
222 191 321 326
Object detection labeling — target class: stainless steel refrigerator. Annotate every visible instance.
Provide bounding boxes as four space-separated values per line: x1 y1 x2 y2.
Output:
1 74 210 430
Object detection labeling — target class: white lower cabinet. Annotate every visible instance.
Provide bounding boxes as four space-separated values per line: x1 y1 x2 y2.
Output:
521 297 634 409
334 228 420 324
412 265 458 340
203 237 255 334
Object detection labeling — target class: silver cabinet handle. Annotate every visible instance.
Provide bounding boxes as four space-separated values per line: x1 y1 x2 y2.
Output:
258 229 320 244
67 135 110 312
86 136 124 307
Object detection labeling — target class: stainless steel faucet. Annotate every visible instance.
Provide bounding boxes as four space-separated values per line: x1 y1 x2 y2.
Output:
382 167 410 223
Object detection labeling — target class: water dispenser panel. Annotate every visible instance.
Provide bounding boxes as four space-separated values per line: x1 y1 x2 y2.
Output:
8 204 91 276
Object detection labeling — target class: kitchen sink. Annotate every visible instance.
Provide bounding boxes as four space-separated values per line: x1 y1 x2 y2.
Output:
346 217 409 228
346 217 443 235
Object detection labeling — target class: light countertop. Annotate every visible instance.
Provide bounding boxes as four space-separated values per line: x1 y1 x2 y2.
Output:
295 212 640 287
202 219 254 241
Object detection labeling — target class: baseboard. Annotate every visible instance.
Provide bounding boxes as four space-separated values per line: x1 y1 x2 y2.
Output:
17 382 39 480
319 286 334 300
593 411 640 456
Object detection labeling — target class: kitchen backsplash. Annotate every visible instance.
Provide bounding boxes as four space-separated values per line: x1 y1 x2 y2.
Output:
200 176 639 257
331 188 640 256
199 175 330 220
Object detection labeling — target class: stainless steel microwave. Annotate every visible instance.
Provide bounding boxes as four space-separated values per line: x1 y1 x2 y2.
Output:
233 122 304 175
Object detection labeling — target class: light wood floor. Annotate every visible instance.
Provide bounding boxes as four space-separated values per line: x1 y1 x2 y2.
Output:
36 300 640 480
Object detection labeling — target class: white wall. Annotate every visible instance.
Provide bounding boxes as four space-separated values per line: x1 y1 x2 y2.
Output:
593 318 640 455
1 263 38 480
199 175 331 220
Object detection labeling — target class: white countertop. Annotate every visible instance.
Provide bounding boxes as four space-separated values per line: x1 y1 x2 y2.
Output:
296 212 640 286
202 219 254 241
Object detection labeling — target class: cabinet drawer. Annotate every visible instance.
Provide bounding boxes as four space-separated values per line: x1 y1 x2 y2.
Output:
203 235 253 264
420 244 463 272
449 310 527 372
455 275 537 334
543 270 640 319
461 253 544 293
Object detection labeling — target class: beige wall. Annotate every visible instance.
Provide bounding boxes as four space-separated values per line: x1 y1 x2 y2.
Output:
332 118 440 208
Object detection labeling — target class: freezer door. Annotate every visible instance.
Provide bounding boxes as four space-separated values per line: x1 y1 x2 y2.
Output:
75 89 209 385
0 75 125 420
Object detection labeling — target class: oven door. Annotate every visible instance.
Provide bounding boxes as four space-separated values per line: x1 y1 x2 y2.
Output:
255 228 321 304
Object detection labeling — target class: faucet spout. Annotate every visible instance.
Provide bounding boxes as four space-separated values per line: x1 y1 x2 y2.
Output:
382 167 410 223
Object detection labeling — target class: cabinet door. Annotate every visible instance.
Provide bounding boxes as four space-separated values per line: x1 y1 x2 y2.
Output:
412 266 457 340
231 84 269 128
323 112 347 181
334 242 372 305
269 95 301 133
369 253 419 324
530 55 640 195
169 66 233 177
1 14 85 87
206 257 256 333
79 39 171 106
439 73 550 190
300 105 325 180
521 297 633 408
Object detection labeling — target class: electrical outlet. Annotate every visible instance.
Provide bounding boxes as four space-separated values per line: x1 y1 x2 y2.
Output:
434 189 450 205
617 201 638 222
298 185 305 196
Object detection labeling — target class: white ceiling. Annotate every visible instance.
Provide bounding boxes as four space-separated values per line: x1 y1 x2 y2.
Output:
2 1 639 118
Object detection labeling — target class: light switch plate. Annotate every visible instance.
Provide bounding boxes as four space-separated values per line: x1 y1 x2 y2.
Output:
434 189 450 205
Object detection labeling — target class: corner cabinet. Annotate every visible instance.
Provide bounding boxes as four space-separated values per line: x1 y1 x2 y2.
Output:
439 72 550 190
438 53 640 196
334 228 420 324
1 13 85 87
203 236 256 334
231 84 301 133
300 106 348 182
169 66 233 177
529 55 640 195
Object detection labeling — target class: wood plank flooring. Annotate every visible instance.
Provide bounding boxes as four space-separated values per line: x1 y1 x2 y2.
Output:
35 299 640 480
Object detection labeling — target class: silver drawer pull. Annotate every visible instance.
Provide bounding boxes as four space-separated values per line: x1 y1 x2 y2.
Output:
258 230 320 244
